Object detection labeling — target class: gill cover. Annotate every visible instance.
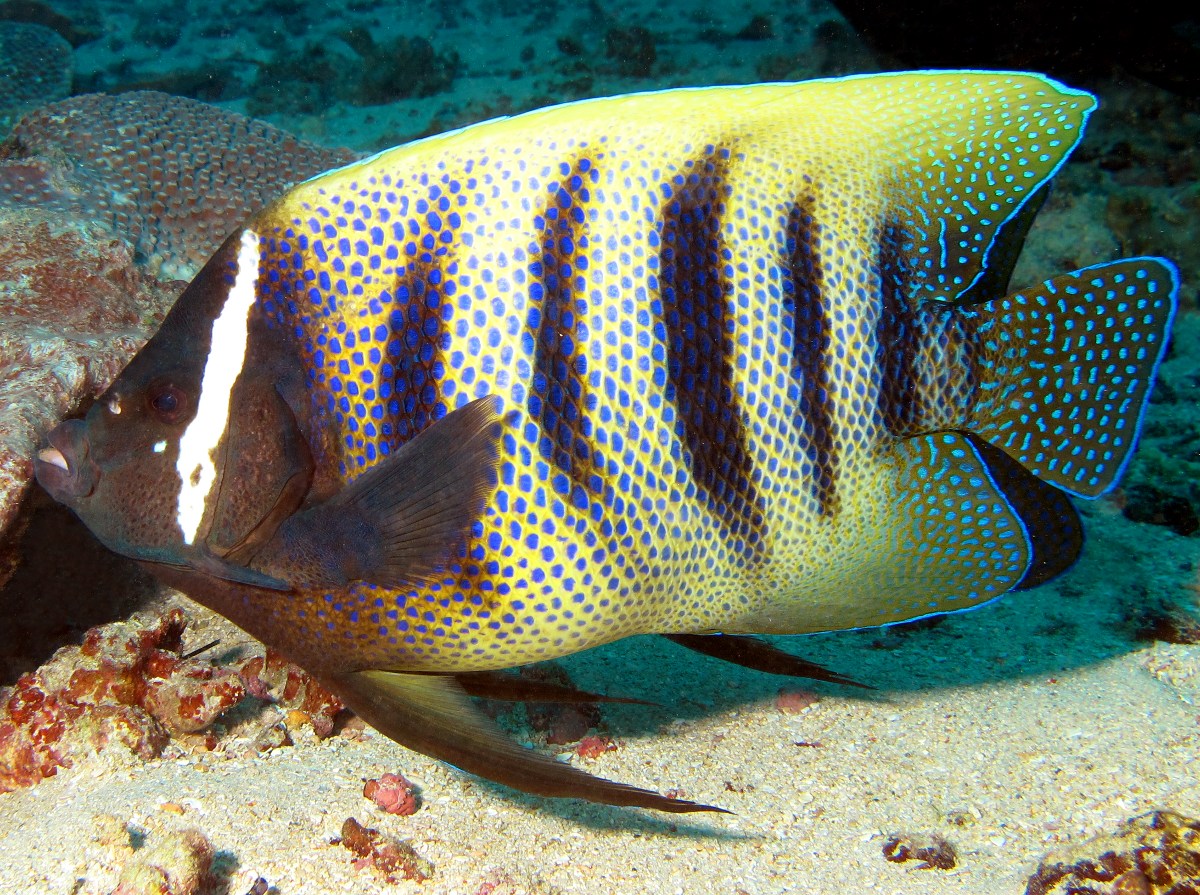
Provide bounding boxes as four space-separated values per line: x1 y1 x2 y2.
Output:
43 230 316 589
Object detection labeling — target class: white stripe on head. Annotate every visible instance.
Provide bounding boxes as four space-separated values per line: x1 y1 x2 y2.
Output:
175 229 261 546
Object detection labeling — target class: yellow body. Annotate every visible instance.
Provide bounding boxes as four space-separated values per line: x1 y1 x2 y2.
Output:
238 73 1172 672
40 72 1179 811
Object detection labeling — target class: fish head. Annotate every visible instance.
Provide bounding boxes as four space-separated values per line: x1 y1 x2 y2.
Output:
35 229 314 586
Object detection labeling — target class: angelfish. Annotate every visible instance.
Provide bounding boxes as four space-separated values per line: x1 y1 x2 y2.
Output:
35 71 1178 813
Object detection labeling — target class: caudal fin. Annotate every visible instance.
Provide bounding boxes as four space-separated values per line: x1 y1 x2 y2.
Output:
830 256 1179 626
967 257 1178 498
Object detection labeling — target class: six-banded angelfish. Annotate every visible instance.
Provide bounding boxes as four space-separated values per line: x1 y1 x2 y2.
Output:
35 71 1179 813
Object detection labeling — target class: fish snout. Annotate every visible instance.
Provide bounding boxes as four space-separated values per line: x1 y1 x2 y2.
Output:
35 419 98 503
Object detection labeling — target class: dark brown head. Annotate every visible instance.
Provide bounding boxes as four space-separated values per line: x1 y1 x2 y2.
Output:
35 228 314 582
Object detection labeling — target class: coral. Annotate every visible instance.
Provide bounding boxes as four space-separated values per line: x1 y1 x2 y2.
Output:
0 21 71 131
364 772 420 816
518 664 602 745
539 704 596 745
111 824 215 895
775 689 819 714
882 833 958 870
0 207 182 586
0 610 247 792
1025 810 1200 895
1132 603 1200 644
0 91 357 581
245 719 291 755
339 817 433 883
574 734 617 760
238 649 345 738
2 91 357 279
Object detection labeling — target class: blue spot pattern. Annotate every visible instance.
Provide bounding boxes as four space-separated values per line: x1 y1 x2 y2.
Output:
236 76 1177 674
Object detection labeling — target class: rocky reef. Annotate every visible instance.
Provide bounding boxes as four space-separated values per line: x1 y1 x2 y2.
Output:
0 609 344 793
1025 810 1200 895
0 92 356 593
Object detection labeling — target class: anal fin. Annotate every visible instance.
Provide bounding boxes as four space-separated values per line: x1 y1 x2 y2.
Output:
966 434 1082 591
865 431 1034 626
329 669 727 814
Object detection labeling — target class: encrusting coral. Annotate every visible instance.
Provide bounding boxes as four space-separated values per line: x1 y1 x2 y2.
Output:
0 610 345 792
0 610 237 791
1 90 357 279
0 21 71 131
0 91 358 587
1025 810 1200 895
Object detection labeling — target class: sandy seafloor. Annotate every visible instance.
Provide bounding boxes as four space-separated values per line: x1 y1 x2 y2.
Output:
3 509 1200 895
2 0 1200 892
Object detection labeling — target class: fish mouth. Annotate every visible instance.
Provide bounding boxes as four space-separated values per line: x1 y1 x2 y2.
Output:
34 419 97 503
37 445 68 472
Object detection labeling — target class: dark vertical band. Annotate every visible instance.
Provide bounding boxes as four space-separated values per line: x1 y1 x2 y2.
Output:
656 146 763 554
783 197 837 517
527 158 602 506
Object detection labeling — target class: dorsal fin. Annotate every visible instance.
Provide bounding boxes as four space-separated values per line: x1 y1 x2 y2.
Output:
955 181 1049 306
867 73 1095 303
264 72 1096 315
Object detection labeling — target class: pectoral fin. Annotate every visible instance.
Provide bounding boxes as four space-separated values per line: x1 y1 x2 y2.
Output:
254 397 504 589
329 668 727 814
184 549 290 591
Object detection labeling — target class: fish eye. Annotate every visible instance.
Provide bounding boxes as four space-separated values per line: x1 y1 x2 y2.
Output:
146 382 188 424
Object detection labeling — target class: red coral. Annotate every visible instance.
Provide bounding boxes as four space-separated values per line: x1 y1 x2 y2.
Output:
238 650 344 738
144 663 246 734
0 610 248 792
2 91 357 279
0 211 180 550
363 772 419 816
519 664 602 744
542 704 597 745
574 734 617 760
339 817 432 883
0 218 157 328
775 689 819 714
